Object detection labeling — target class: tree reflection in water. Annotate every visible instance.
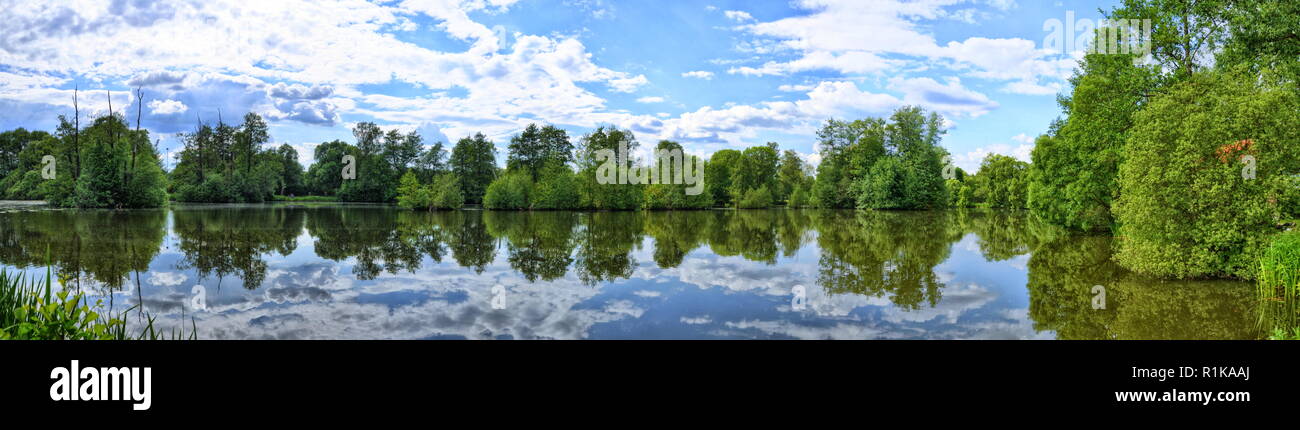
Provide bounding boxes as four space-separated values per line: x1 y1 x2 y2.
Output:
0 205 1262 339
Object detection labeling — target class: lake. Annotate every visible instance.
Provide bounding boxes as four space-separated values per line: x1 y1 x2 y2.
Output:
0 204 1263 339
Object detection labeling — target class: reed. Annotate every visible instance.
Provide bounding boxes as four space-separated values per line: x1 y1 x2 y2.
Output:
1258 230 1300 337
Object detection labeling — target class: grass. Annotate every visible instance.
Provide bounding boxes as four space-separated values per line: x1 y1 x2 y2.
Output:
1258 230 1300 339
1 266 196 340
273 195 338 202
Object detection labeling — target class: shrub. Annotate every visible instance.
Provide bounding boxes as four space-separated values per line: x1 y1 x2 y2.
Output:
396 171 429 210
787 185 810 208
531 162 578 210
1259 230 1300 333
484 170 532 210
1113 69 1300 279
428 173 465 210
737 185 773 209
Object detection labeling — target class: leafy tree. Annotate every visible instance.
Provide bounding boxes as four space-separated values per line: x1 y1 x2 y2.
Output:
450 133 498 204
850 106 948 210
575 126 642 210
383 129 423 173
812 118 888 208
531 160 579 210
273 144 306 195
970 154 1029 208
777 149 811 203
507 124 573 180
396 171 428 210
1027 50 1157 231
412 141 447 183
1114 68 1300 279
427 173 466 210
729 142 779 206
643 140 711 210
483 169 532 210
305 140 354 195
736 185 773 209
705 149 740 206
171 112 286 203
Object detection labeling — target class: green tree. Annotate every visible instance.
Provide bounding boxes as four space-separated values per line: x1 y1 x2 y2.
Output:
851 106 948 210
1027 51 1157 231
1114 68 1300 279
450 133 498 204
305 140 354 195
483 169 532 210
776 149 811 204
705 149 740 206
575 126 642 210
507 124 573 180
970 154 1029 209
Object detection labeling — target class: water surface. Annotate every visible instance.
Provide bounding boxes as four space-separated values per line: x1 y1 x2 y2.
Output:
0 205 1261 339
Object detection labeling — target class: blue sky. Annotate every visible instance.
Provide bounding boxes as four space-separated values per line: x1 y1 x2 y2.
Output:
0 0 1117 171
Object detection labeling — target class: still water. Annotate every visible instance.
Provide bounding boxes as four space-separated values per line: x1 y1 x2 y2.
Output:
0 204 1262 339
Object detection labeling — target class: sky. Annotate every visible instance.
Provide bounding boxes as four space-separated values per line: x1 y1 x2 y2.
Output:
0 0 1118 172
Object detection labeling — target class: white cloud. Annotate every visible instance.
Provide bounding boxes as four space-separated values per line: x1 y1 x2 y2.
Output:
887 76 998 118
681 70 715 80
951 140 1035 172
147 99 188 115
724 10 754 22
728 0 1073 94
0 0 650 141
777 84 815 92
636 96 665 103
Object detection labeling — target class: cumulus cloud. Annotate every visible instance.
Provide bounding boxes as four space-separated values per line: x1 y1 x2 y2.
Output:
147 98 187 115
727 0 1072 95
724 10 754 22
681 70 715 80
636 96 665 103
887 76 998 118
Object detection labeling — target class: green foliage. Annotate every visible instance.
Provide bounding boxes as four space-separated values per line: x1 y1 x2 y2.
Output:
484 169 532 210
1259 230 1300 333
396 171 426 210
729 143 779 206
507 124 573 180
171 113 292 204
736 185 773 209
787 184 810 208
641 140 711 210
450 133 498 204
397 171 465 210
705 149 740 206
944 178 972 208
428 173 466 210
305 140 353 195
814 107 949 210
1114 68 1300 279
1028 51 1157 231
531 161 579 210
1 268 195 340
969 154 1029 209
576 126 642 210
812 118 888 209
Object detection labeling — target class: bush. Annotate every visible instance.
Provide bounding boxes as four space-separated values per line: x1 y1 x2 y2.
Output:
1259 230 1300 333
484 170 532 210
1113 69 1300 279
787 185 810 208
531 162 578 210
855 157 906 209
736 185 773 209
428 173 465 210
396 171 429 209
